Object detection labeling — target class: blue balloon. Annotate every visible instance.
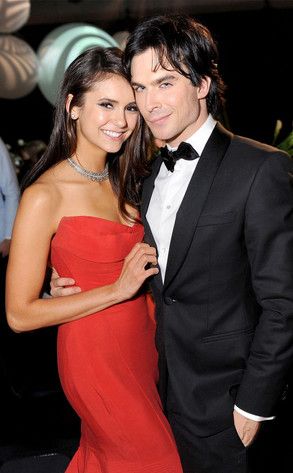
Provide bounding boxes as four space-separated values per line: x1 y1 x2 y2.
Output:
37 23 118 105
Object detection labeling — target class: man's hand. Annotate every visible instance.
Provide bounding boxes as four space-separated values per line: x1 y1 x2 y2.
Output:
233 410 260 447
0 239 11 257
50 268 81 297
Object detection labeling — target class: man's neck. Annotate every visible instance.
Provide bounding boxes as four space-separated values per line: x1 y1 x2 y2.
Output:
167 114 216 152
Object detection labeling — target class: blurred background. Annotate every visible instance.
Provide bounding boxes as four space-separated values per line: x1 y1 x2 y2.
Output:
0 0 293 471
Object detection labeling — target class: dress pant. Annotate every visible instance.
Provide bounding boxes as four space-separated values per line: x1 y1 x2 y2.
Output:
167 412 249 473
0 255 24 394
0 255 12 436
0 255 9 352
0 256 7 316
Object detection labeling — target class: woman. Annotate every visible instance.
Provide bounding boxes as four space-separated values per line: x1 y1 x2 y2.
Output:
6 47 182 473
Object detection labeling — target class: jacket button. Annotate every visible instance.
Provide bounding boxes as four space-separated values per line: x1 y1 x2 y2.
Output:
164 296 176 305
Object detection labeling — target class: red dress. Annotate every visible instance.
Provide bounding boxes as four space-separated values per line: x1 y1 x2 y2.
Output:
51 216 182 473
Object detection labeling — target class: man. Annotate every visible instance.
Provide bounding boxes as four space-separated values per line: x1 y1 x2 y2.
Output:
0 136 19 260
0 136 19 318
52 15 293 473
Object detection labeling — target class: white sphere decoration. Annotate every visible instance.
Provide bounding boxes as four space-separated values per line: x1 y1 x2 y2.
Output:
113 31 130 51
0 34 39 99
0 0 31 34
37 23 118 106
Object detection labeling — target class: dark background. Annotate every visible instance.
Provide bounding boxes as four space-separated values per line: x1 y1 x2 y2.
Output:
1 8 293 148
0 4 293 472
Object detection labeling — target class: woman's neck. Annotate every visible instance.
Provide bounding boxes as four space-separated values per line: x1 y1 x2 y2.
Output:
74 147 107 173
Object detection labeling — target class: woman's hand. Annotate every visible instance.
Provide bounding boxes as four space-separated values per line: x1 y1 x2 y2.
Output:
113 242 159 302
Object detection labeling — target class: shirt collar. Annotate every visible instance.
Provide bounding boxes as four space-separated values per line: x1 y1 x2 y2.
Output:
168 114 217 156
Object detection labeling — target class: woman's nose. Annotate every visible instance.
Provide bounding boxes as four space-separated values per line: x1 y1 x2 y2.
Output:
114 109 127 128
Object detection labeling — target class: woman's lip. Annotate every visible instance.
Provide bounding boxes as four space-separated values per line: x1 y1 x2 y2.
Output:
102 130 123 137
101 130 127 140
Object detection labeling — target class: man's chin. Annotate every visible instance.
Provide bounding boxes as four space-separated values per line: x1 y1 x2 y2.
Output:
151 130 173 143
149 126 181 146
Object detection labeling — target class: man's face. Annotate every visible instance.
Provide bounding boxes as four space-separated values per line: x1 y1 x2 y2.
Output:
130 48 210 147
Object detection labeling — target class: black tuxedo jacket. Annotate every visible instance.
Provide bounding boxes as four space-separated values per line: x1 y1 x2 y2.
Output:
141 123 293 437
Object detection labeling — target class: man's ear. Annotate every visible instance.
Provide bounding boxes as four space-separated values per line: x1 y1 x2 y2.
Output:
198 76 211 100
66 93 79 119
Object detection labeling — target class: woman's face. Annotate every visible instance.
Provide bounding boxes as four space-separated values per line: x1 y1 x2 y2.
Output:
72 74 139 156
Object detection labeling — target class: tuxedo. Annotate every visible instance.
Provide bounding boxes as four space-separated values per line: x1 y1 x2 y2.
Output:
141 123 293 472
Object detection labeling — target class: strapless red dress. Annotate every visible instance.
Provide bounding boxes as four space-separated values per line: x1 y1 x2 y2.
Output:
51 216 182 473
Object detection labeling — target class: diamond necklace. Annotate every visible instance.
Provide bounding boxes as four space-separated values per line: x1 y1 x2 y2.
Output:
67 156 109 182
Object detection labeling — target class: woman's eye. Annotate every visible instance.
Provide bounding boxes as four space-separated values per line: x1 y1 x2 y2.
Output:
99 102 113 109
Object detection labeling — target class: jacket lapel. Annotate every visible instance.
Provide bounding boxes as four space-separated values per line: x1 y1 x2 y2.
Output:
141 154 162 250
141 154 163 218
163 123 232 289
141 155 164 289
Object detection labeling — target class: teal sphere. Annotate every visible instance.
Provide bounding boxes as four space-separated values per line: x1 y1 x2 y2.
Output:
37 23 118 105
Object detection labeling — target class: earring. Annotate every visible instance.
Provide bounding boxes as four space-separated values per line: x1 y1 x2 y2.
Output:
71 113 77 120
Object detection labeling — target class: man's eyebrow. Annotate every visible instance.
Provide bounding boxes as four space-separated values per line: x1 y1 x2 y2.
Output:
131 81 143 88
131 74 178 88
152 74 178 85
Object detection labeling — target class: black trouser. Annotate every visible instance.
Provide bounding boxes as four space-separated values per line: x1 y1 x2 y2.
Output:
0 255 7 317
168 409 293 473
0 255 22 393
167 412 248 473
0 255 9 352
0 256 13 416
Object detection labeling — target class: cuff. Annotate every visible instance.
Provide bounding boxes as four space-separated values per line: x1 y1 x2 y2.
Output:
234 405 275 421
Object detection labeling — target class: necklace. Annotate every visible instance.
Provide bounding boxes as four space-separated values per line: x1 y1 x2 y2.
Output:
67 157 109 182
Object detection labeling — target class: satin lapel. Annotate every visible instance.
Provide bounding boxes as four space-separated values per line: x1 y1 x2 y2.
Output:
141 155 164 289
164 123 233 289
141 155 163 218
143 218 164 290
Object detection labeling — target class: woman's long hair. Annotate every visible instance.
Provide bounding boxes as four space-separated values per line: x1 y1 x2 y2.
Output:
22 46 151 221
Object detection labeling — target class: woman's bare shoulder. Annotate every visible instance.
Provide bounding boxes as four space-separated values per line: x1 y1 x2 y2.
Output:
23 161 69 203
20 181 58 218
21 162 68 212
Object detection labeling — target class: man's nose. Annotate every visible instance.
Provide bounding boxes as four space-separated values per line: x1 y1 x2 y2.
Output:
145 90 161 113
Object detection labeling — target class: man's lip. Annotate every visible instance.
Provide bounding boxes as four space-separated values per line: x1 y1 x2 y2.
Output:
148 114 171 125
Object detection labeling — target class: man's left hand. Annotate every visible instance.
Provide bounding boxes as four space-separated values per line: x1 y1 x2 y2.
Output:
233 409 260 447
0 239 11 257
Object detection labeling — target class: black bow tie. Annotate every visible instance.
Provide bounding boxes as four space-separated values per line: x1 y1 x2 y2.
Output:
160 142 199 172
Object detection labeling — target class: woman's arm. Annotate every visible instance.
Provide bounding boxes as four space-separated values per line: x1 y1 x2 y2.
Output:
6 184 158 332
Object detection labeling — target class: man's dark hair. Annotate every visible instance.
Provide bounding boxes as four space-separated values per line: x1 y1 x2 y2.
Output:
124 14 225 117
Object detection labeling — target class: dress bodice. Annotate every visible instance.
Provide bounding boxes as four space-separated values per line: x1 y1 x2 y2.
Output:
51 216 144 291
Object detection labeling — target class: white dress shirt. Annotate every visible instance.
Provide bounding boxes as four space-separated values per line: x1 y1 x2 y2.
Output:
147 114 216 282
146 114 274 422
0 137 20 242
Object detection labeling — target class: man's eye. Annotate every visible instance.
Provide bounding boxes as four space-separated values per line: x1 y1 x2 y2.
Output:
160 82 171 88
133 86 144 93
127 105 138 112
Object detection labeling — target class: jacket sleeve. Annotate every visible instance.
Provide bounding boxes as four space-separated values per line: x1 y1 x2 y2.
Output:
236 151 293 417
